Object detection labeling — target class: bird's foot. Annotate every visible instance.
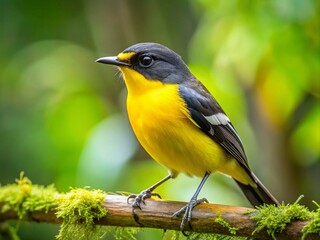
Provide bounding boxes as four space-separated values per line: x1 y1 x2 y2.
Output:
127 189 161 210
172 197 208 235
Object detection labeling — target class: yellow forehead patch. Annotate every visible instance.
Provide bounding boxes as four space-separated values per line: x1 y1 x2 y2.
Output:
117 52 136 61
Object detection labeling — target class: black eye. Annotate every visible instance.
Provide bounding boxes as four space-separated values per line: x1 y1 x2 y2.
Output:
138 55 154 67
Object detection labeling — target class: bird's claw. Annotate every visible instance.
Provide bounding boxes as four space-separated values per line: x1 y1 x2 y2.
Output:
127 189 161 209
127 189 162 225
172 197 208 235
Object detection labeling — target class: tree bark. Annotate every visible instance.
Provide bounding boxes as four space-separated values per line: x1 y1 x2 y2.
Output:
0 195 317 239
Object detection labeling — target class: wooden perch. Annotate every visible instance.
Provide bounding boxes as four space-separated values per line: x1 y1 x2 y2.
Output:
0 195 317 239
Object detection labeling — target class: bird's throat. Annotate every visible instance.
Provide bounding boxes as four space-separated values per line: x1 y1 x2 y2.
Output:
119 67 164 96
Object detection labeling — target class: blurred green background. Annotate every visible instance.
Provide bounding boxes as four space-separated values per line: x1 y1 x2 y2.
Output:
0 0 319 239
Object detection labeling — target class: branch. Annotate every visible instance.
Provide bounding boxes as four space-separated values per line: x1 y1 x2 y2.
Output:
0 195 317 239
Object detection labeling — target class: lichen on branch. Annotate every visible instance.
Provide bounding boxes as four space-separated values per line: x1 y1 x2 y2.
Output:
0 172 58 219
0 173 319 240
0 173 136 240
56 187 108 239
249 196 316 239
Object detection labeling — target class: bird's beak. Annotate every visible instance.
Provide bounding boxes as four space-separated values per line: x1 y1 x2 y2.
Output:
95 56 131 67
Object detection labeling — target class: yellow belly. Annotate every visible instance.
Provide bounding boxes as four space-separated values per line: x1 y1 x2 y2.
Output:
127 84 247 181
122 67 251 184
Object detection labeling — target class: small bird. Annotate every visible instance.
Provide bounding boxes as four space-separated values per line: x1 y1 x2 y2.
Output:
96 42 279 231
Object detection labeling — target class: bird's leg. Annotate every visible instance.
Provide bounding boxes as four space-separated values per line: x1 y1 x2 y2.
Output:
127 174 172 209
172 172 210 234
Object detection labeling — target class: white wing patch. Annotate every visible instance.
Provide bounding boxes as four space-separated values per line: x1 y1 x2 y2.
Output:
205 113 230 125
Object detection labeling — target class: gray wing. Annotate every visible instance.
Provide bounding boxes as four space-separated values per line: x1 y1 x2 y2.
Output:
179 82 250 170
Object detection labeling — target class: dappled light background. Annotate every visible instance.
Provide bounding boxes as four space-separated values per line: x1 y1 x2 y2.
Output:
0 0 319 239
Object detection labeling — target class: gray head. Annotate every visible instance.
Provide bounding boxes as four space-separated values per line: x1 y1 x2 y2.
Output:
96 42 192 84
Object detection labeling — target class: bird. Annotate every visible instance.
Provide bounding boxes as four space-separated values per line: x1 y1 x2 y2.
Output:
96 42 279 232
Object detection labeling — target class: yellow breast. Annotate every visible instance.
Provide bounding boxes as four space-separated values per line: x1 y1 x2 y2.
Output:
120 67 251 183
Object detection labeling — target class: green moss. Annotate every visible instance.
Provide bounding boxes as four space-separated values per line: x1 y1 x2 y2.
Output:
302 201 320 239
214 211 239 235
113 227 139 240
251 196 314 239
162 230 248 240
1 175 318 240
0 172 59 219
0 173 139 240
55 187 108 239
162 212 241 239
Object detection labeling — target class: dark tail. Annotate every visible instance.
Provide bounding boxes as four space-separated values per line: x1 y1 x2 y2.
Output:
234 172 279 207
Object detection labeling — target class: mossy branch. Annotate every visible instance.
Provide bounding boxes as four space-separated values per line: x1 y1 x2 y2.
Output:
103 195 318 240
0 174 319 240
0 195 319 240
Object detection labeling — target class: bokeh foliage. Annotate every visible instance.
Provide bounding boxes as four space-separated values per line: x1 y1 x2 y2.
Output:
0 0 319 239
